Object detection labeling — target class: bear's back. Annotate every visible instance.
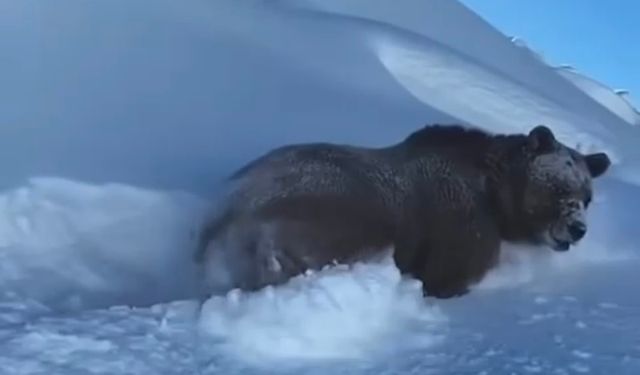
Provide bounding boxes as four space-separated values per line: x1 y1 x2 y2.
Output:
226 142 401 213
225 129 498 218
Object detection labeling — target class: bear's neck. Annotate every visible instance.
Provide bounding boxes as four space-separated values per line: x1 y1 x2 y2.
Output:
483 136 532 242
399 124 531 240
400 124 527 172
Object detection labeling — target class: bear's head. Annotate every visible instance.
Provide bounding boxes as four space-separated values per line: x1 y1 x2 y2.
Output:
504 125 611 251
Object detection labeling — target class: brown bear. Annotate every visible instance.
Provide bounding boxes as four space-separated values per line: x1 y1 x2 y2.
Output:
195 124 611 298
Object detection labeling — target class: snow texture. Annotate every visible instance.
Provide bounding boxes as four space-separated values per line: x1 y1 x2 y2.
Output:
1 0 640 374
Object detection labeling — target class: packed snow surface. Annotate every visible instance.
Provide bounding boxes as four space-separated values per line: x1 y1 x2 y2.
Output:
1 0 640 374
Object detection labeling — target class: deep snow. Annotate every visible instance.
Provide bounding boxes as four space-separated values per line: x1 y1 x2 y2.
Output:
1 0 640 374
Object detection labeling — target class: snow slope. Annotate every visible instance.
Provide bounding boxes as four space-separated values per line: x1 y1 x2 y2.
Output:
1 0 640 374
556 66 640 127
507 36 640 128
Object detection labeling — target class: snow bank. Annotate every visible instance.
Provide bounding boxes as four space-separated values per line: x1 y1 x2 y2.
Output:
507 36 640 128
0 178 207 311
0 0 454 193
556 66 640 127
372 34 614 157
197 253 445 364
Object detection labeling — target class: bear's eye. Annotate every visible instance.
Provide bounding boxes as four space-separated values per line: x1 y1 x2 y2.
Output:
566 200 581 210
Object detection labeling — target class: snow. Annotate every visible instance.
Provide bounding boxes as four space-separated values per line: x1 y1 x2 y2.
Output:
1 0 640 374
198 255 445 364
373 35 613 155
507 37 640 128
0 178 206 312
555 66 640 127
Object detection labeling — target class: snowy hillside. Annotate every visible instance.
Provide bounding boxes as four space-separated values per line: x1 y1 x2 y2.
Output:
1 0 640 374
556 66 640 127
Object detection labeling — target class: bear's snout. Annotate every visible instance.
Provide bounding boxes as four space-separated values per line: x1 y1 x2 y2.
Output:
568 221 587 242
548 218 587 251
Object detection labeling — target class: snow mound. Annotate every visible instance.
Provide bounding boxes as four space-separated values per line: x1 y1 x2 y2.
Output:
372 33 614 158
507 35 640 128
556 66 640 127
0 178 207 311
197 253 445 364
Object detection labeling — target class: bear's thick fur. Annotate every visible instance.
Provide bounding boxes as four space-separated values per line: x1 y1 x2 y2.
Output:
196 124 611 298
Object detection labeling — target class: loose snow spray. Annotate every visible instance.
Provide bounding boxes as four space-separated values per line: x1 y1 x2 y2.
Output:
196 251 446 365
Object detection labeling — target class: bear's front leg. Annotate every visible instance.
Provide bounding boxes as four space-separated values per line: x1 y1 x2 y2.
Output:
416 257 474 299
422 280 470 299
406 214 500 299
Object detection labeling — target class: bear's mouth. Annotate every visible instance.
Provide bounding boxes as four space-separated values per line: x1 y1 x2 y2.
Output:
545 231 572 252
551 240 571 252
545 224 579 252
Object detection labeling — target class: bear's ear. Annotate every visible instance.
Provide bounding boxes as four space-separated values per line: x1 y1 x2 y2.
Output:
585 152 611 178
527 125 556 153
